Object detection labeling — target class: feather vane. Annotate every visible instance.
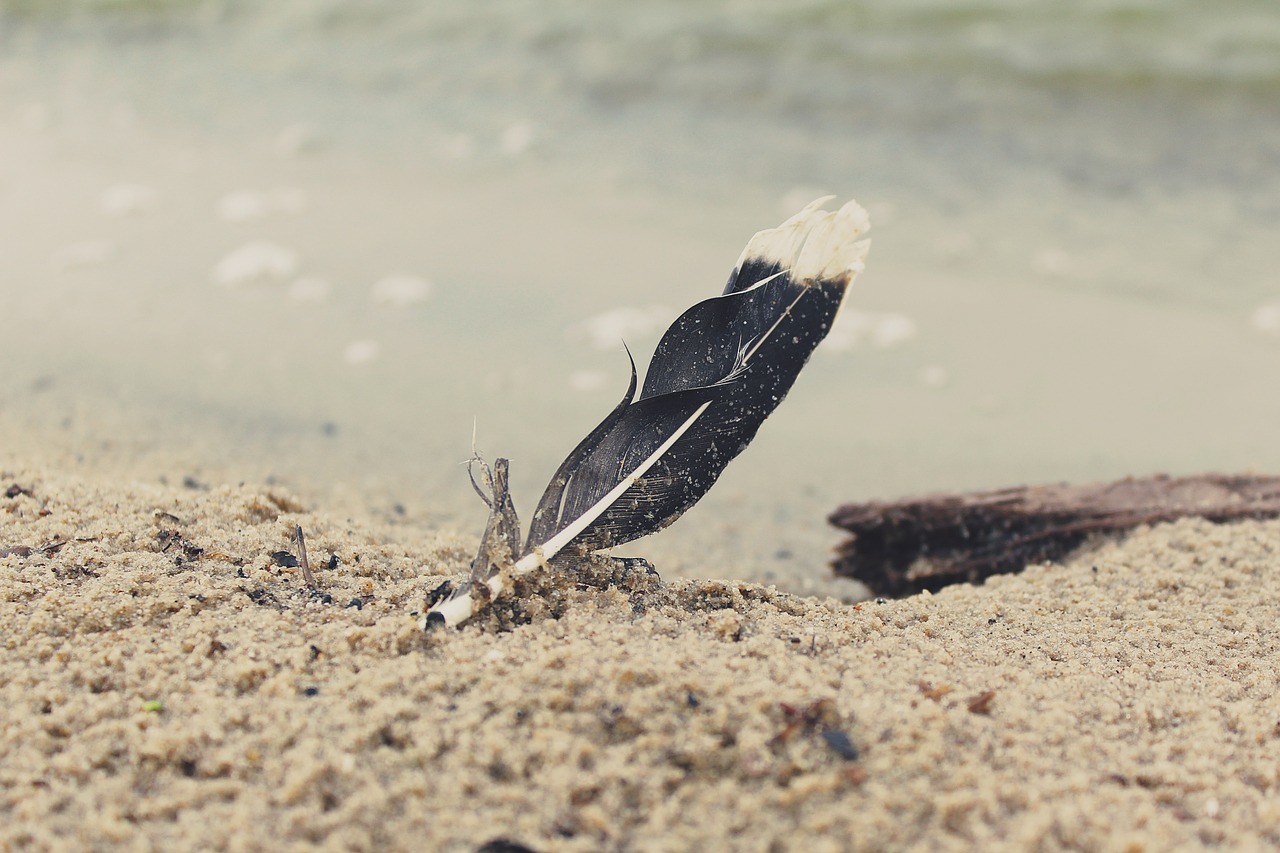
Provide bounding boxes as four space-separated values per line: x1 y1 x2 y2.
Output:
424 197 869 629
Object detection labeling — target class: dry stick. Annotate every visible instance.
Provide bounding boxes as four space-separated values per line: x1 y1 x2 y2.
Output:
829 473 1280 598
294 525 317 590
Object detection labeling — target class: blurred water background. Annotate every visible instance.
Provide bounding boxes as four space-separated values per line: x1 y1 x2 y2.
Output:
2 1 1278 593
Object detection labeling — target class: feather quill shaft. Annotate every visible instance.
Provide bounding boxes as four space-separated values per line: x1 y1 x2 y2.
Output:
424 402 712 629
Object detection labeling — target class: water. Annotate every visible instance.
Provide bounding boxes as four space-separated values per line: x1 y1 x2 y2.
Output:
2 1 1278 594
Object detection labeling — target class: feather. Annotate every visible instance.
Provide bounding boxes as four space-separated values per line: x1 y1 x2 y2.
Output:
423 197 870 629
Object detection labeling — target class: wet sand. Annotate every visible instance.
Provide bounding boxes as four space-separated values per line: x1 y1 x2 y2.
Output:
4 455 1280 851
4 99 1279 607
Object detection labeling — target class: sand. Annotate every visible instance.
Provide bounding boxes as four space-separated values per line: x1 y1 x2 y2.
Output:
4 459 1280 852
6 12 1280 851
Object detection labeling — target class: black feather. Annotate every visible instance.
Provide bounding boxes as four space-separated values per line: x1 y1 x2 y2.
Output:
525 197 869 559
426 197 870 629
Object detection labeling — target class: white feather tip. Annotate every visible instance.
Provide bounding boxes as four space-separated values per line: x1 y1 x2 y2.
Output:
737 198 871 285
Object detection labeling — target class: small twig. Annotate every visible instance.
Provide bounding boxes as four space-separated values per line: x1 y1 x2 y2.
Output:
467 455 496 509
294 525 317 590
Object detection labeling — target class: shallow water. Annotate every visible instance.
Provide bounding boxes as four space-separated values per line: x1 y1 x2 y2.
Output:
2 3 1278 595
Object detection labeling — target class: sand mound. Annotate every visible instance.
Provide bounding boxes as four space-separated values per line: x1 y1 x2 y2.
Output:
3 467 1280 851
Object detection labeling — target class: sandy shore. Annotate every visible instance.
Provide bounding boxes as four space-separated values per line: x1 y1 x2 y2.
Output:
5 10 1280 850
4 460 1280 852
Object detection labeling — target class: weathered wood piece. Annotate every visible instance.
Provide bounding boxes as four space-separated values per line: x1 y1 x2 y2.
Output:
829 474 1280 597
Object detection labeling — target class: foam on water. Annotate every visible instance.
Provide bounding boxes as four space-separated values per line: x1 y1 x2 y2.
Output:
371 274 432 307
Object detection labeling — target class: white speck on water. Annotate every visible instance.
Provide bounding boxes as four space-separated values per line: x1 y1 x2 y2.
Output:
371 274 432 306
919 364 950 388
217 192 268 222
212 242 299 286
500 122 534 156
1251 302 1280 335
573 306 671 350
343 340 379 365
217 188 308 221
822 310 918 352
288 277 330 302
100 184 157 216
442 133 474 160
870 314 917 347
569 369 609 392
51 239 116 270
275 123 320 157
1032 247 1071 277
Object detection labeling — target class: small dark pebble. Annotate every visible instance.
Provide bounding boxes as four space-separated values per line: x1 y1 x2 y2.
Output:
311 591 333 605
5 484 32 498
270 550 299 568
477 840 542 853
303 687 320 697
247 588 284 610
426 580 453 609
393 503 406 516
685 692 700 708
156 529 178 552
346 597 364 610
182 476 209 491
821 728 860 761
326 554 340 571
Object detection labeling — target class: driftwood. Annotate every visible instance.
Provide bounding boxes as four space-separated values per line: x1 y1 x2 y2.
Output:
829 474 1280 597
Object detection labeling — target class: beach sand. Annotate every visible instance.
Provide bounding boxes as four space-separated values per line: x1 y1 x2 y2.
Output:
5 15 1280 849
4 456 1280 852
